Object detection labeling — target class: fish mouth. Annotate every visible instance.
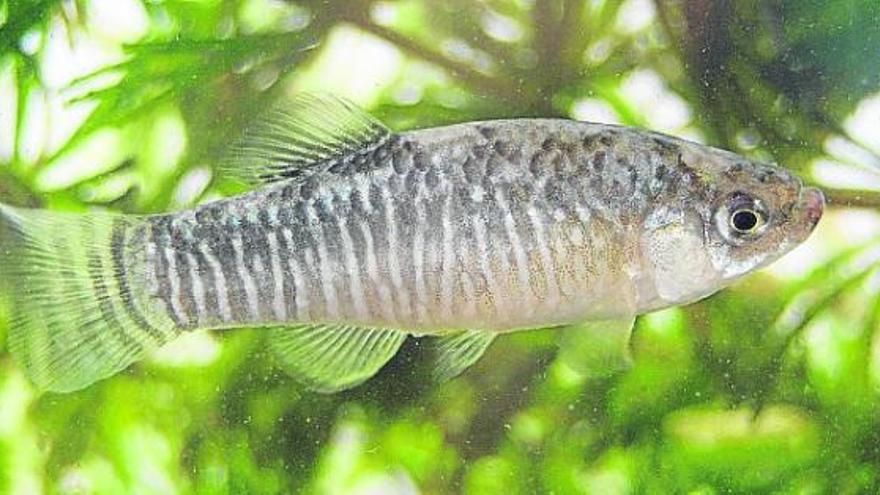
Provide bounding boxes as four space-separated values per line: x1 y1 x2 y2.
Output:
799 186 825 230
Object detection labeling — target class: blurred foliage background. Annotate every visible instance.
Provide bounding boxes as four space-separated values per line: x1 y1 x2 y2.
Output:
1 0 880 493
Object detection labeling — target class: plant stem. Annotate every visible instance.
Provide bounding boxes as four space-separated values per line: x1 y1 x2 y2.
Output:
347 18 520 98
824 189 880 209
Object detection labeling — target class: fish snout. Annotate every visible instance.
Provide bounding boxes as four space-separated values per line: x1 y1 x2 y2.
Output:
800 187 825 228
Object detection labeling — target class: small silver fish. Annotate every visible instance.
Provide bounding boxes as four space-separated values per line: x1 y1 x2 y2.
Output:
0 94 823 393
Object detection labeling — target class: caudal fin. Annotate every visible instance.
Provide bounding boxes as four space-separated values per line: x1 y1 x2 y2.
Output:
0 204 177 392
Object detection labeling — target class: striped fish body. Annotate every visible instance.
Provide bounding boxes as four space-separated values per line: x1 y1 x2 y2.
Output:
138 120 673 336
0 95 824 392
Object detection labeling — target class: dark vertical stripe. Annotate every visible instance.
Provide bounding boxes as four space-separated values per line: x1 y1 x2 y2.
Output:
347 186 378 320
368 180 396 315
191 241 221 327
294 200 328 317
261 207 298 322
316 195 349 317
149 217 185 327
244 223 273 321
276 226 298 322
210 213 248 322
274 201 299 320
169 220 198 327
111 221 165 342
174 248 197 327
395 172 419 319
86 224 141 351
166 218 198 328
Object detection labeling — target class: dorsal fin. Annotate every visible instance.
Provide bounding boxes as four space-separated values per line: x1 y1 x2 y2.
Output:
218 93 391 187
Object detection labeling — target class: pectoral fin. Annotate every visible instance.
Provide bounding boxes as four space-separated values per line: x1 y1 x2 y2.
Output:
431 330 496 383
556 317 636 378
268 324 407 393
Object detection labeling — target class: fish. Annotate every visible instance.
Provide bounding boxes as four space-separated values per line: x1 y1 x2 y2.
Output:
0 94 824 393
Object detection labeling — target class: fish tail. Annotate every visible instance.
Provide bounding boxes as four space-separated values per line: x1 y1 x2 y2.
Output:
0 204 177 392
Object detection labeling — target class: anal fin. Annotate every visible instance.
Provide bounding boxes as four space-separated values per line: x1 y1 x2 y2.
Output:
268 324 407 393
432 330 496 383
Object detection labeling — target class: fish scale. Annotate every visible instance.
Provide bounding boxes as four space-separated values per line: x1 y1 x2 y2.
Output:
0 94 823 392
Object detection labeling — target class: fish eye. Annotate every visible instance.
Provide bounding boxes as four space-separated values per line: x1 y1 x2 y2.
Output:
730 208 760 233
715 193 768 243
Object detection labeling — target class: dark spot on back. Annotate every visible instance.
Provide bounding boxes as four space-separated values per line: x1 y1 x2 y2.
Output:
281 184 296 200
677 154 697 177
294 200 310 225
545 181 565 203
552 153 568 177
505 144 523 164
349 188 367 214
195 207 215 224
373 142 391 162
655 164 668 181
462 156 482 184
582 134 600 150
529 151 548 176
425 168 441 189
618 156 636 191
328 160 348 175
652 137 679 156
258 208 273 227
478 125 497 139
592 150 606 172
151 215 171 234
369 183 384 212
414 151 431 171
314 197 334 222
392 149 409 174
480 177 495 199
299 176 320 199
758 167 785 184
471 144 489 161
486 154 505 177
725 162 745 178
405 169 422 191
493 140 512 157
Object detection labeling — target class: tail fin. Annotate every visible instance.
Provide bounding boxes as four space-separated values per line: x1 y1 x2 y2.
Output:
0 204 177 392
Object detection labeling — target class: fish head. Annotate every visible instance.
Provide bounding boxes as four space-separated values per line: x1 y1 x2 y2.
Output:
700 154 824 281
639 140 823 309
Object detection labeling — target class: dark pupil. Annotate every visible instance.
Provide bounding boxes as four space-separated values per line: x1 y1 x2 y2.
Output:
732 210 758 231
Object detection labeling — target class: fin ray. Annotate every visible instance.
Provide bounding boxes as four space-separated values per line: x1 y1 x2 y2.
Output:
432 330 496 383
219 93 391 187
268 324 407 393
0 204 177 392
556 316 636 378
